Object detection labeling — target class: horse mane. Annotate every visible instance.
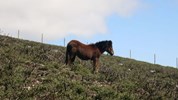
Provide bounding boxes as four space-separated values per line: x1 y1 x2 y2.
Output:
87 40 112 50
95 40 112 51
95 40 112 45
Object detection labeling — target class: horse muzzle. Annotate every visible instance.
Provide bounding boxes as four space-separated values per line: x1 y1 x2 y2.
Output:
110 51 114 56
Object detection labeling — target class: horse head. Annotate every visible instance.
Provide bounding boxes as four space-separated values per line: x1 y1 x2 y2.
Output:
95 40 114 56
106 40 114 56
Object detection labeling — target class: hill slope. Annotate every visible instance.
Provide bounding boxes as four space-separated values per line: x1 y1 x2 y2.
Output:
0 35 178 100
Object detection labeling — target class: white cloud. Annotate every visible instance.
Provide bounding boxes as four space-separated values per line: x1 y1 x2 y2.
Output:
0 0 142 41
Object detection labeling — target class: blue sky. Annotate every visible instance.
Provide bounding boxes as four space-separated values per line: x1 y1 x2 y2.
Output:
50 1 178 67
0 0 178 67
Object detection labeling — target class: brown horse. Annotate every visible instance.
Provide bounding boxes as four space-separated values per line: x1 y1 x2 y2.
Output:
65 40 114 73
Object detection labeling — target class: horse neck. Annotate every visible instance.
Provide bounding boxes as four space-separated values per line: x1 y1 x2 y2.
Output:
95 45 106 54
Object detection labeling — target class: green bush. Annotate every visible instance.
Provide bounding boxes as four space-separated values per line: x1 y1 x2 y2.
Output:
0 35 178 99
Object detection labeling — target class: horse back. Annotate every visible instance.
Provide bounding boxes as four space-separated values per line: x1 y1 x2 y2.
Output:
67 40 100 60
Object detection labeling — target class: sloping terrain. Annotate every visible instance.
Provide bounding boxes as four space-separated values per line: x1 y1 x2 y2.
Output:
0 35 178 100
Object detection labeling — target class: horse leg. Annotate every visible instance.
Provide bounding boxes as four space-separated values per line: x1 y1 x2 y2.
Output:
93 58 99 74
65 53 71 65
68 52 77 65
95 58 99 73
71 55 76 65
69 47 77 65
92 60 96 73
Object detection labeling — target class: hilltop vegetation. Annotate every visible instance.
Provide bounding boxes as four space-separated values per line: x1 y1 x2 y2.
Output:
0 35 178 100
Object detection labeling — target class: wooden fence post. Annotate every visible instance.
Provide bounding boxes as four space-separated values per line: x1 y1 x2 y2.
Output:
41 33 43 43
64 38 66 47
154 54 156 64
17 30 20 38
176 58 178 68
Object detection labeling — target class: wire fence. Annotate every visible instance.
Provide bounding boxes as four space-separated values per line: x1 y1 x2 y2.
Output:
0 28 177 67
0 29 66 46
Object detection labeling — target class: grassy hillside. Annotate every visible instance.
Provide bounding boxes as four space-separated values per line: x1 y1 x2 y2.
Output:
0 35 178 100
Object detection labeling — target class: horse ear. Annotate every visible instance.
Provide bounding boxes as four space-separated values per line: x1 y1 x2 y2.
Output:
109 40 112 44
106 40 112 47
108 40 112 45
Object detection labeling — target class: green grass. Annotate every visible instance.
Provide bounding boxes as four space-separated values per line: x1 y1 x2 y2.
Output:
0 35 178 99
